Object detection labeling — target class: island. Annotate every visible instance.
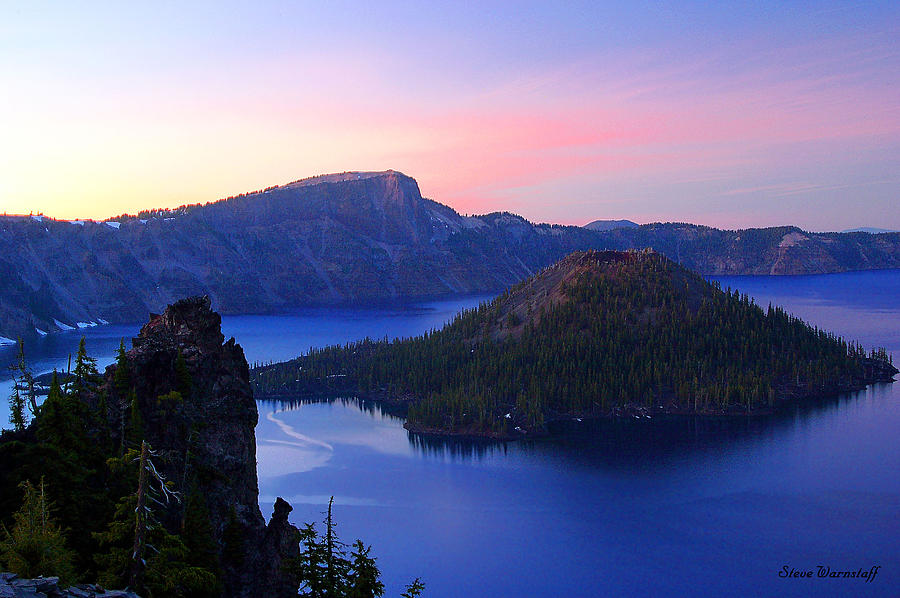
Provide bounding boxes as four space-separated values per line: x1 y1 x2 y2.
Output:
252 250 897 439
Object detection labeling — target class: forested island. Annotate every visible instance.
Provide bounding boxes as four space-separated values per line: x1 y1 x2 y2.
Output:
252 250 897 439
1 297 422 597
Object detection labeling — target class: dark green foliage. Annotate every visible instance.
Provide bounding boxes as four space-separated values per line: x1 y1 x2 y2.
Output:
7 338 35 430
71 336 101 400
95 490 217 598
347 540 384 598
293 497 391 598
254 251 893 436
95 442 217 598
113 340 131 396
7 386 26 431
175 350 193 398
0 479 75 585
401 578 425 598
37 371 84 452
127 391 144 447
0 334 404 597
181 488 222 597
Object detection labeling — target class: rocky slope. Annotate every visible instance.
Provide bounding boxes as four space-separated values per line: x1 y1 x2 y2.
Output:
1 170 898 341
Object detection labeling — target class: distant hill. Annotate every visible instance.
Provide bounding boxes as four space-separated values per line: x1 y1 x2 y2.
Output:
583 219 639 231
841 227 898 234
252 250 897 438
1 170 899 342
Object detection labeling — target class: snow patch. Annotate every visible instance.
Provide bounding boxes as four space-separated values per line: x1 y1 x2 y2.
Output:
69 220 86 226
31 215 43 222
105 221 121 229
779 232 809 248
139 219 148 224
54 319 75 331
0 336 16 346
35 328 48 336
76 321 97 329
97 318 109 325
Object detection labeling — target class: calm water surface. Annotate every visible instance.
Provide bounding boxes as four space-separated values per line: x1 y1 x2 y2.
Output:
1 274 898 597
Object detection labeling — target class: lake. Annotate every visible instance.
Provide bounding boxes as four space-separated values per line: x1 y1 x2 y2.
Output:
1 272 898 597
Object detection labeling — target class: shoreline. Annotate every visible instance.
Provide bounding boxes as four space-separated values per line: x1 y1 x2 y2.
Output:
254 371 897 441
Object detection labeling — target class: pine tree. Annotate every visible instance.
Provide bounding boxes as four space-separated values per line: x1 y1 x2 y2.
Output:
37 371 84 453
113 339 131 396
296 523 327 598
71 336 101 400
8 385 26 431
181 488 222 597
95 441 215 597
7 338 37 420
347 540 384 598
0 478 76 585
401 578 425 598
323 496 350 596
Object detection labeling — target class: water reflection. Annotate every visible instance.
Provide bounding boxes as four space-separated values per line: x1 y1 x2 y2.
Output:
407 432 510 461
261 381 895 470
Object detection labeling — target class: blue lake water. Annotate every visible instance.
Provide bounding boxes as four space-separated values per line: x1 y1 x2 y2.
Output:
1 273 899 596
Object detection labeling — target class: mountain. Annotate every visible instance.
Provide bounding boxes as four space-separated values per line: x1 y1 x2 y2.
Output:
1 170 899 342
252 250 897 438
583 219 639 231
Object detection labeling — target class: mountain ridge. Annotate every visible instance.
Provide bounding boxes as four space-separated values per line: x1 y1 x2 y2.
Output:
1 170 898 342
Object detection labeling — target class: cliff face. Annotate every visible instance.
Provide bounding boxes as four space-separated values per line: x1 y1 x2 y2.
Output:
103 296 298 598
1 170 898 342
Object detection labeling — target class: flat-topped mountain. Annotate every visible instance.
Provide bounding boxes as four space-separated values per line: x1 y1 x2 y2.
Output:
252 250 896 438
1 171 899 342
583 219 639 231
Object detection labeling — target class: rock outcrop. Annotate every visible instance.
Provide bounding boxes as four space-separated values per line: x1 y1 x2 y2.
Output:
102 296 299 598
0 573 140 597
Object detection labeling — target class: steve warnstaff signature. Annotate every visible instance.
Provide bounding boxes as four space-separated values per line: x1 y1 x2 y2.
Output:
780 565 881 582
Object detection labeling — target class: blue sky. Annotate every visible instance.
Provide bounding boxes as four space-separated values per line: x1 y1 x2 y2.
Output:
1 1 897 230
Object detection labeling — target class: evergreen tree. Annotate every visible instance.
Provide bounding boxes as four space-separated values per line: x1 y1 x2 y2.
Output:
95 441 216 597
127 392 144 448
347 540 384 598
322 496 350 596
8 385 26 431
37 371 84 453
113 340 130 393
401 578 425 598
0 478 76 585
7 338 36 421
180 488 222 597
296 523 327 598
71 336 101 400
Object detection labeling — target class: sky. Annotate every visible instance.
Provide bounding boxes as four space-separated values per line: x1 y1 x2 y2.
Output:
1 1 898 231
